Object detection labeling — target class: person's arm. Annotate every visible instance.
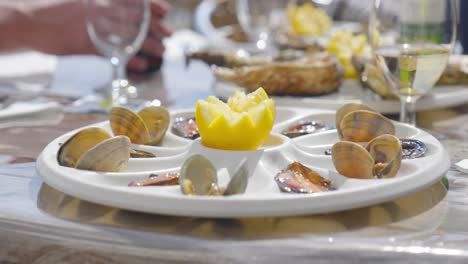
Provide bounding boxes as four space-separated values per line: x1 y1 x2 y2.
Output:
0 3 30 52
0 0 172 73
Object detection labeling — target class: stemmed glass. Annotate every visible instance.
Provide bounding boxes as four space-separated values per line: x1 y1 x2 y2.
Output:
236 0 288 53
369 0 457 126
85 0 151 107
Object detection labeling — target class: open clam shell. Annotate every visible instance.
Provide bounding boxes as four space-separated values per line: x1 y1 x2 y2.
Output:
179 155 250 196
137 106 170 145
332 141 374 179
332 134 402 179
76 136 131 172
110 106 150 144
57 127 112 167
365 134 402 178
335 103 373 138
110 106 169 145
180 155 220 195
339 110 395 142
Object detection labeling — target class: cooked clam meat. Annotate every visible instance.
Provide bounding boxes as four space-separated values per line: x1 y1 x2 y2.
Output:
128 173 179 187
171 117 199 140
275 162 335 193
400 139 427 159
281 120 331 138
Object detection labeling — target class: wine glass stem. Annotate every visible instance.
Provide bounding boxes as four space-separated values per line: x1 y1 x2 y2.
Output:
399 96 417 126
110 56 129 105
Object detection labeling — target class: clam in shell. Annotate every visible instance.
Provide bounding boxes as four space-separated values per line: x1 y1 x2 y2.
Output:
180 155 221 196
57 127 131 172
332 134 402 179
76 136 131 172
110 106 170 145
179 155 249 196
366 134 402 178
57 127 112 167
335 103 373 138
339 110 395 142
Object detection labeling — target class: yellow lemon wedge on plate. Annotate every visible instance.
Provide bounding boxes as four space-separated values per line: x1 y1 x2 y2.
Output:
326 31 372 79
287 3 332 37
195 88 275 150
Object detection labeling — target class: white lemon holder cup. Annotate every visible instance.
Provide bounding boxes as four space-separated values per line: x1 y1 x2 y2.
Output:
187 138 264 179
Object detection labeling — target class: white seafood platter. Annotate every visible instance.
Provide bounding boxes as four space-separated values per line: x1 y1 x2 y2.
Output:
36 107 450 218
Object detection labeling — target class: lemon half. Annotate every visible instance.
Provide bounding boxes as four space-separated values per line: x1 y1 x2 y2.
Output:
195 88 275 150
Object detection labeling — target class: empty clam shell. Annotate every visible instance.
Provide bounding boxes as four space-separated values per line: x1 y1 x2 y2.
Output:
57 127 112 167
275 162 335 193
171 116 199 140
339 110 395 142
281 120 331 138
76 136 131 172
332 141 375 179
110 106 150 144
180 155 220 195
137 106 170 145
336 103 373 138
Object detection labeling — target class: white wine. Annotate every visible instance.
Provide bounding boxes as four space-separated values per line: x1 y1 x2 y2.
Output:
375 44 450 97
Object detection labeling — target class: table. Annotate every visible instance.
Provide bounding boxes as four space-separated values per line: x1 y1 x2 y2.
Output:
1 57 468 264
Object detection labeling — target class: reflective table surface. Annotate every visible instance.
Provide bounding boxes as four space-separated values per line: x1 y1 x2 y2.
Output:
1 57 468 263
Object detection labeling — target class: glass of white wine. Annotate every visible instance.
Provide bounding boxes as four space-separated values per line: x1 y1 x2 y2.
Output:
85 0 151 107
369 0 457 125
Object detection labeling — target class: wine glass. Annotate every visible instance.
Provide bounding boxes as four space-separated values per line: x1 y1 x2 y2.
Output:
369 0 457 126
85 0 151 107
236 0 288 53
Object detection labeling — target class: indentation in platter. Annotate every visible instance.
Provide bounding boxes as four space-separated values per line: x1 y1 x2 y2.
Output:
293 130 338 147
127 152 186 172
273 112 335 134
36 107 451 218
274 107 303 125
395 123 420 139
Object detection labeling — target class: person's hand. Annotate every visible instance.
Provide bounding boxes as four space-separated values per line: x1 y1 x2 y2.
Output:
23 0 172 73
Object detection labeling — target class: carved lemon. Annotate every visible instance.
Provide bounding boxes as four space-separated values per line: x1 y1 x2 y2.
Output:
195 88 275 150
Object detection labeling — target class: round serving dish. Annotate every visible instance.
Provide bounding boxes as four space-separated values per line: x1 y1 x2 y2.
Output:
36 107 450 218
